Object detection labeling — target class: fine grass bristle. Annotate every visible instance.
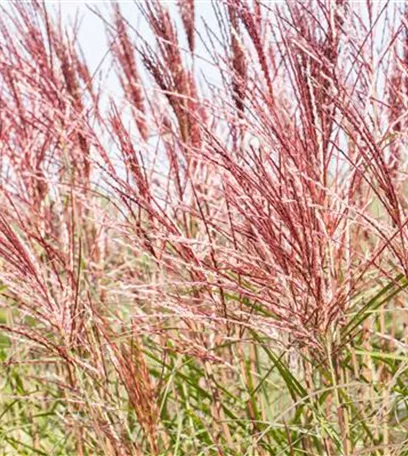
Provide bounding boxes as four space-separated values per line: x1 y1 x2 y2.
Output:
0 1 408 455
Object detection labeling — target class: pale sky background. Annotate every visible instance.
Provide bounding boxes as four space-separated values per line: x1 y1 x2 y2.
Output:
0 1 388 100
0 0 397 187
34 1 225 180
31 1 222 100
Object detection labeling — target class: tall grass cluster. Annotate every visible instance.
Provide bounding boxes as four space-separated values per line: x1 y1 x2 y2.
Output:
1 1 408 454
